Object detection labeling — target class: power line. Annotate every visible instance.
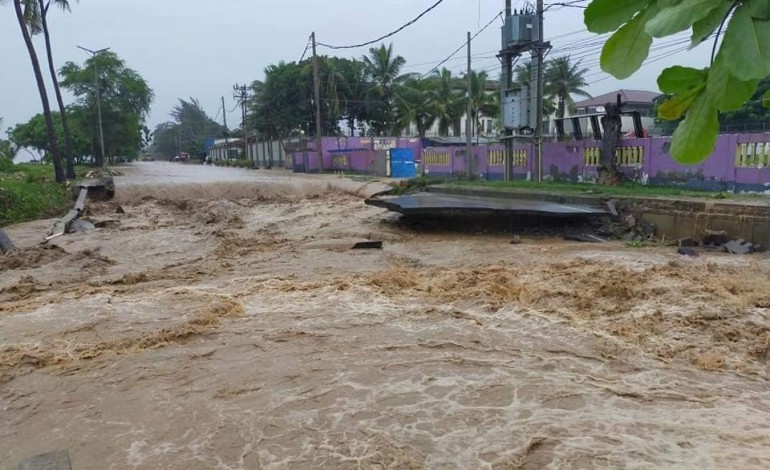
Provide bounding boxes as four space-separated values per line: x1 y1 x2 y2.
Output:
298 35 312 63
421 11 503 78
317 0 446 50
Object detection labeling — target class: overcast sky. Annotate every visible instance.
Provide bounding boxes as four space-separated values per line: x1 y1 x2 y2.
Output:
1 0 713 135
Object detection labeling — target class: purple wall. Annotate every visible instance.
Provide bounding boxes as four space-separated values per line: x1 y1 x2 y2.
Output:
289 134 770 191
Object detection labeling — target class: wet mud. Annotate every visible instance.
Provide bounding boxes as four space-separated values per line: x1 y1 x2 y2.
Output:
1 164 769 469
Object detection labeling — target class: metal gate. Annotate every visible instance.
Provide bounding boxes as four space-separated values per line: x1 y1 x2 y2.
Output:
389 148 416 178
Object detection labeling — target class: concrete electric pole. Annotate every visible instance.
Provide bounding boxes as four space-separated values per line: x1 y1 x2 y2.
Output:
312 32 323 162
466 31 473 178
534 0 545 182
499 0 548 182
233 84 250 163
77 45 109 167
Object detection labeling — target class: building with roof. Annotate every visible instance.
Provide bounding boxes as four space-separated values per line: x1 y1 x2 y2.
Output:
571 89 661 137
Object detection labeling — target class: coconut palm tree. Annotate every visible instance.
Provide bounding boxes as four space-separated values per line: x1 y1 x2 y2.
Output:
468 70 498 137
514 60 557 118
37 0 78 178
545 56 591 119
362 43 406 135
5 0 64 182
431 68 464 137
393 76 437 138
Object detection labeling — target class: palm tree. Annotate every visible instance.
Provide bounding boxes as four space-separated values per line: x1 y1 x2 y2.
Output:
37 0 77 178
431 68 464 137
5 0 64 182
393 77 437 138
514 60 557 117
468 70 497 137
362 43 406 135
545 56 591 119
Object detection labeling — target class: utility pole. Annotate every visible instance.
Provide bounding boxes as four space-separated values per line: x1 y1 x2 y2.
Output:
222 96 229 161
466 31 473 178
503 0 513 182
312 32 323 162
534 0 546 182
233 84 250 163
77 45 109 166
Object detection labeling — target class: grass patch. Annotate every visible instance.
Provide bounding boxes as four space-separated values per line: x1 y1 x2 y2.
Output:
0 163 90 226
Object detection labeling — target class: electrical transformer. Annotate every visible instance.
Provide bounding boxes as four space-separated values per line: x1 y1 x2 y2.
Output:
502 12 540 48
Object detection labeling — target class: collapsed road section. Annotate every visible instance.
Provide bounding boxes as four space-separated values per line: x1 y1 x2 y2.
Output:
365 191 609 218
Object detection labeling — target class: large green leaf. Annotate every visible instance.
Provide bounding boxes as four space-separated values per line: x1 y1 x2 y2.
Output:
691 2 734 46
763 90 770 109
669 93 719 164
721 6 770 80
584 0 653 33
645 0 720 38
658 85 705 120
706 54 760 111
657 66 707 94
600 5 656 79
749 0 770 20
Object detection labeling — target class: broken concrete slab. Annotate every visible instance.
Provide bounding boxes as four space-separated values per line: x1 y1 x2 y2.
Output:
366 193 609 218
304 239 383 252
723 239 755 255
351 240 383 250
16 450 71 470
0 229 16 253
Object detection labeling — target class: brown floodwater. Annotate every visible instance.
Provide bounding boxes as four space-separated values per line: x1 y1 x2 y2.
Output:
1 163 769 469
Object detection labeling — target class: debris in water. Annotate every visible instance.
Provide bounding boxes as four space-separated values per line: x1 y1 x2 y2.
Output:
679 237 696 248
677 247 699 257
115 205 126 214
723 239 756 255
510 235 523 245
352 240 383 250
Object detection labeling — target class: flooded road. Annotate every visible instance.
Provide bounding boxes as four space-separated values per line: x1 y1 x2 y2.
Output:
1 163 770 469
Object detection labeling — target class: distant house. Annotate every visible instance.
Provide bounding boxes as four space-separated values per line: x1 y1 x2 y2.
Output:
572 89 661 137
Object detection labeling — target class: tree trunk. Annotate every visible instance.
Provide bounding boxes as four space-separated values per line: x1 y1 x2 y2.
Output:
39 0 75 180
14 0 64 183
599 97 623 185
557 97 565 120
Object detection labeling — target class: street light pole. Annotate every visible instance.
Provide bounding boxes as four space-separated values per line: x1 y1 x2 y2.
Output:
77 45 109 166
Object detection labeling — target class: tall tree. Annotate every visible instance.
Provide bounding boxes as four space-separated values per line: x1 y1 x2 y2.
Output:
60 51 154 164
363 43 406 135
393 76 437 138
468 70 498 137
545 56 591 120
5 0 64 182
514 60 557 118
37 0 78 178
152 98 226 159
431 68 464 137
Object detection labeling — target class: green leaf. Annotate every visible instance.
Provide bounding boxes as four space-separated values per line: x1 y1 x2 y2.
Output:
763 90 770 109
691 2 734 46
584 0 653 33
749 0 770 20
657 66 707 94
721 6 770 80
645 0 720 38
706 53 760 111
669 92 719 164
600 5 656 79
658 85 705 120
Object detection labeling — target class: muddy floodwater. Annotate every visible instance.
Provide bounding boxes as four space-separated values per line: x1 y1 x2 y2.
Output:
2 163 770 469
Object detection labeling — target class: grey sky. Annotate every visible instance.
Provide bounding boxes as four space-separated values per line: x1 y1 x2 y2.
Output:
1 0 713 135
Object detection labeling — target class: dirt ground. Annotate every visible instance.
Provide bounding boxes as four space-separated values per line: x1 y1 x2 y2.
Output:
2 164 770 469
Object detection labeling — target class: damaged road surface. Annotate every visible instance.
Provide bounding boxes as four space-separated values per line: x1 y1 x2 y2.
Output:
366 191 609 218
2 163 770 469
